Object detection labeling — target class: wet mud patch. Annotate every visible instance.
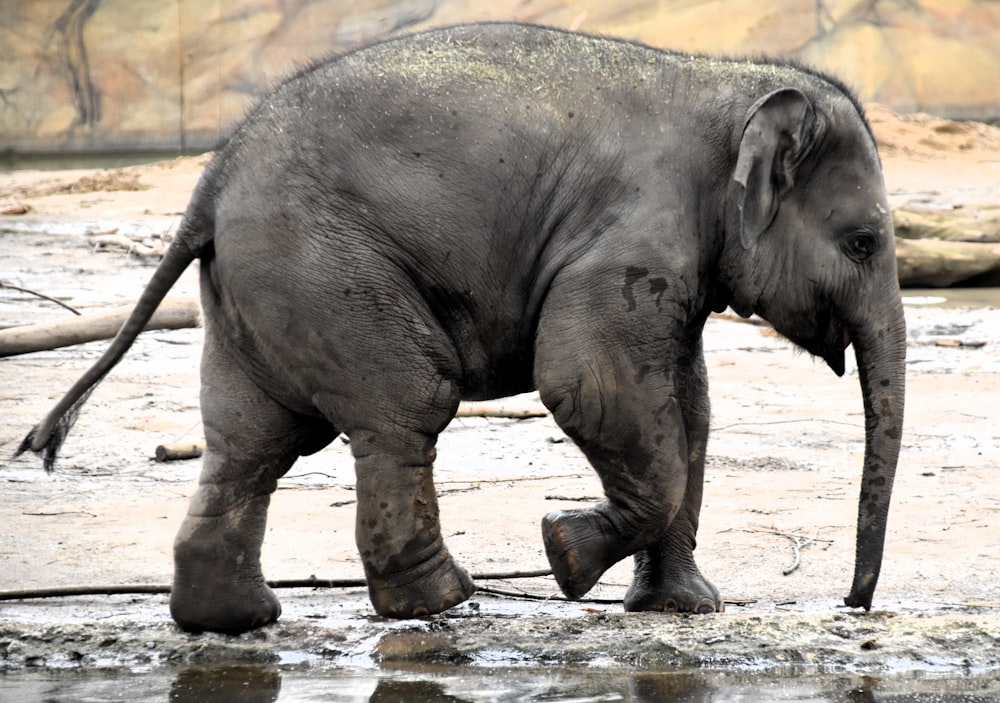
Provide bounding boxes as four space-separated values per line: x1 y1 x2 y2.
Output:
3 595 1000 701
2 592 999 674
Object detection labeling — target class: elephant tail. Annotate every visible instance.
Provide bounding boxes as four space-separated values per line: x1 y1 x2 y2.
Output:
15 216 207 472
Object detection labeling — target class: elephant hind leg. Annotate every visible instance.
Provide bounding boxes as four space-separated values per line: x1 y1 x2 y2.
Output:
170 332 337 634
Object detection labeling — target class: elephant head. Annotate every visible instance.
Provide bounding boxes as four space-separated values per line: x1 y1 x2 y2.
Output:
720 86 906 609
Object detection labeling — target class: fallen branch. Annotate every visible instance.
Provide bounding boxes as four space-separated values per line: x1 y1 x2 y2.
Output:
90 233 162 258
0 298 201 357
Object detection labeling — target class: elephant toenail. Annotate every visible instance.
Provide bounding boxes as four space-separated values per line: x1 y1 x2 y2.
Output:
695 598 717 614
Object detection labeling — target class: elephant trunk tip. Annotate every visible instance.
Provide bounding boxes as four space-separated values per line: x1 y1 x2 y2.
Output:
844 571 877 611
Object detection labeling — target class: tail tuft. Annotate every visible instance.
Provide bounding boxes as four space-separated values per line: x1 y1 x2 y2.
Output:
14 387 96 473
14 222 202 475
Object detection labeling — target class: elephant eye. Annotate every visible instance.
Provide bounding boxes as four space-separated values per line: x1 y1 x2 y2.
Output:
842 228 879 263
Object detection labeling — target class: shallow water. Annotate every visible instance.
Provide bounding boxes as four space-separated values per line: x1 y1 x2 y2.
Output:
902 287 1000 309
3 664 999 702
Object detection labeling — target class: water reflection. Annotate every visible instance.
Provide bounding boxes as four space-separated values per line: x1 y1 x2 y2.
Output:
369 678 468 702
169 665 282 702
2 665 999 702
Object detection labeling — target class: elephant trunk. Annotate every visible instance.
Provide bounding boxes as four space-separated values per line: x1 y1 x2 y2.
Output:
844 296 906 610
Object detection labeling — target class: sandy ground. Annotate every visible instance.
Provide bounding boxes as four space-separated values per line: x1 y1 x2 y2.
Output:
0 106 999 676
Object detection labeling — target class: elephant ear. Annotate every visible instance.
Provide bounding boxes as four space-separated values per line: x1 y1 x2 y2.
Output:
733 87 823 249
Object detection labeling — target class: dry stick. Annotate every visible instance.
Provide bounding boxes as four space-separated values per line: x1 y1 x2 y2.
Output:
476 586 755 608
455 406 548 419
0 569 553 602
0 281 81 316
783 535 809 576
738 527 832 576
777 531 828 576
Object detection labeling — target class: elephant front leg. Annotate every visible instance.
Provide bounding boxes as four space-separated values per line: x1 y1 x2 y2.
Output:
352 430 475 618
536 338 695 598
625 344 723 614
624 512 723 614
539 395 690 599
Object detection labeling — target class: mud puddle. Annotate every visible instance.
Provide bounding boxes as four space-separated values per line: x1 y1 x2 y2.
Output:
3 590 1000 701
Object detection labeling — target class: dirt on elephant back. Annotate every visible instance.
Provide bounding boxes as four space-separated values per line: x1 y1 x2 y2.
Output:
1 104 1000 687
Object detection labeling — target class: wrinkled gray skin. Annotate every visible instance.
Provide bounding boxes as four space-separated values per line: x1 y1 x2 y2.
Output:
18 23 905 634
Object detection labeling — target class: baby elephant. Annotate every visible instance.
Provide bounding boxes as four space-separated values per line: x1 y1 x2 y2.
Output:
19 23 904 634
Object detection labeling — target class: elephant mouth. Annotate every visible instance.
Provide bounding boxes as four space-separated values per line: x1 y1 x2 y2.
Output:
819 320 852 377
762 307 853 377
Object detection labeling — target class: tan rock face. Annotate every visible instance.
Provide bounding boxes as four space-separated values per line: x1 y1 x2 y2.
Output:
1 0 998 154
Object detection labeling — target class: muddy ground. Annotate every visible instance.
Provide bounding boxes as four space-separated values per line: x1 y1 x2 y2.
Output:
1 107 999 678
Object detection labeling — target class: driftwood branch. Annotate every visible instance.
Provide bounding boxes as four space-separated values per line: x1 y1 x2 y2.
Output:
0 298 200 357
89 232 163 258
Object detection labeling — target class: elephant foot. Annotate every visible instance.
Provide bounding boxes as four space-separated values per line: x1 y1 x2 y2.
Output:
366 548 475 618
170 560 281 635
624 569 724 614
542 509 625 599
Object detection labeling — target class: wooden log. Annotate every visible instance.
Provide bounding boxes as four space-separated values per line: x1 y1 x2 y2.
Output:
894 206 1000 243
895 238 1000 287
154 441 205 462
0 298 201 357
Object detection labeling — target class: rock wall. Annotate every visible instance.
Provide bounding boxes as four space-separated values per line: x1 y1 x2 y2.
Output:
2 0 998 155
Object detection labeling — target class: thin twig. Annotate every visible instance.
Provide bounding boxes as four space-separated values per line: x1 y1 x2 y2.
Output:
740 527 833 576
0 281 81 315
711 419 862 432
783 535 807 575
476 585 620 604
455 406 548 419
0 568 554 602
